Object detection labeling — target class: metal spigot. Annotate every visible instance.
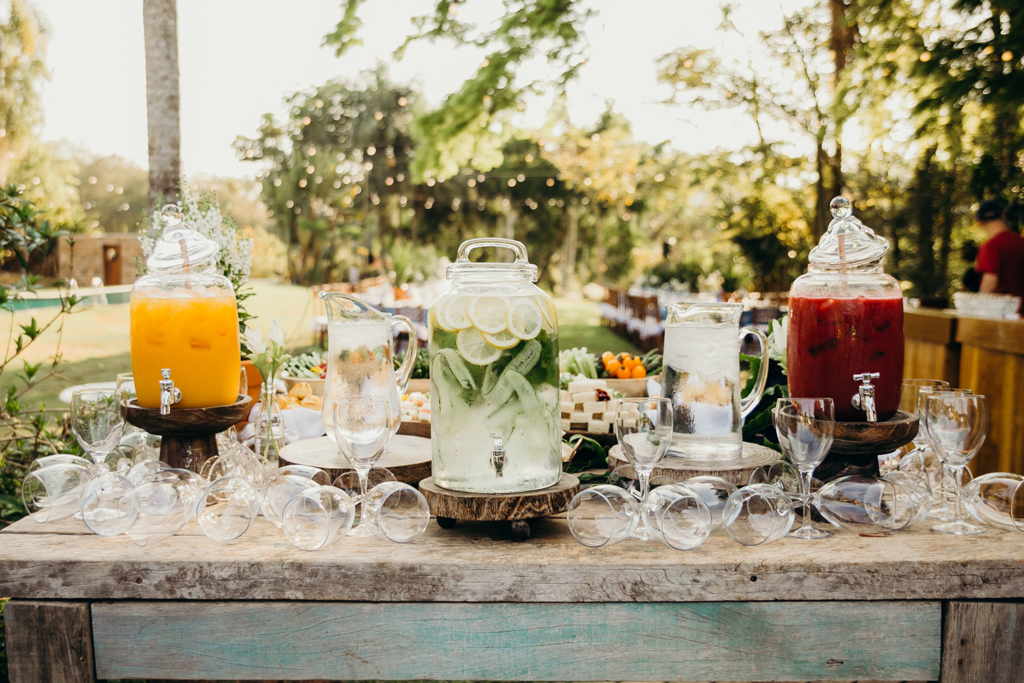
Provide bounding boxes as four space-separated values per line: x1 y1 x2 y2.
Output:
490 435 506 478
851 372 880 422
159 368 182 416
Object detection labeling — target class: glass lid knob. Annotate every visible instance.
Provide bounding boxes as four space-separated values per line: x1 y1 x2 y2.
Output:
829 196 852 219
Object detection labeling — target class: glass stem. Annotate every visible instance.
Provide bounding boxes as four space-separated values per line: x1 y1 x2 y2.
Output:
952 465 964 523
801 469 813 529
638 468 651 502
356 465 370 500
940 462 950 508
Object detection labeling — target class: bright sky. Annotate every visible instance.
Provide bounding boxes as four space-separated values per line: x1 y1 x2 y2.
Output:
38 0 798 179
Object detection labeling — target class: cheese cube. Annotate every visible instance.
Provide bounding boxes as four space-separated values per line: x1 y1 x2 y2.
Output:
588 420 610 434
559 390 572 402
571 391 597 404
601 412 617 423
560 401 575 414
622 418 637 428
570 412 589 423
605 399 620 412
560 419 571 432
583 401 608 414
568 379 608 393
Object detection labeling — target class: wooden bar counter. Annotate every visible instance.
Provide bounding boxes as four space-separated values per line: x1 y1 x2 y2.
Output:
904 308 1024 475
4 514 1024 682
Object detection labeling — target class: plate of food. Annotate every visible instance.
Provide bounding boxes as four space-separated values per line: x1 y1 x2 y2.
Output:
281 349 327 395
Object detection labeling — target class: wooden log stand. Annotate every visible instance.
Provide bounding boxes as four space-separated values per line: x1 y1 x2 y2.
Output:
818 410 919 481
123 395 251 474
608 442 780 487
419 472 580 541
279 434 431 486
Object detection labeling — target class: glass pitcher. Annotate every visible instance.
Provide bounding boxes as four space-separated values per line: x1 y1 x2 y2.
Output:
429 238 560 494
662 302 768 460
319 293 418 441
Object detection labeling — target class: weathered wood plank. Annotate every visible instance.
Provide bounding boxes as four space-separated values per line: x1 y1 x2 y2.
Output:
957 316 1024 356
3 516 1024 603
941 601 1024 683
92 600 940 682
4 599 95 683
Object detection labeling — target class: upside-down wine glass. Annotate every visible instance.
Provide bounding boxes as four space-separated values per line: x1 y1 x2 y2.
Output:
614 397 673 541
773 397 835 540
333 396 390 537
70 388 126 470
925 393 987 536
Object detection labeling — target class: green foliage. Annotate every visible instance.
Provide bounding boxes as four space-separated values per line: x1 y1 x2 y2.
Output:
0 0 49 185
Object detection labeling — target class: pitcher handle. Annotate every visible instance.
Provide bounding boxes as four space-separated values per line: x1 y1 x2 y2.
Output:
392 315 418 396
739 326 770 420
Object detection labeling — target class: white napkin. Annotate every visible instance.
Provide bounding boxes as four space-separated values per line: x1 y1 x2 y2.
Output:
240 404 327 447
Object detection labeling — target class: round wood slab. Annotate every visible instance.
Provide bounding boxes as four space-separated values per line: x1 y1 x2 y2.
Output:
831 410 919 455
279 434 431 485
608 442 780 487
419 473 580 521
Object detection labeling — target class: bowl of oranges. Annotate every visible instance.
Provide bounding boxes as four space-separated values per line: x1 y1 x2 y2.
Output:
600 350 661 396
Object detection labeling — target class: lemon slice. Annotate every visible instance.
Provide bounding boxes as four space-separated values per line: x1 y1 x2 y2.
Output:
467 295 510 334
457 327 502 365
507 298 543 340
538 296 557 328
436 295 472 331
483 328 520 349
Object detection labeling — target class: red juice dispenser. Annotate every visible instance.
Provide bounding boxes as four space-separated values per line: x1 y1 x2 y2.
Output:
787 197 904 422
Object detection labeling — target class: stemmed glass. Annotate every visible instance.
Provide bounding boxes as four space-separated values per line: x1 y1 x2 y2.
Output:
915 387 972 520
333 396 390 537
773 398 835 540
925 393 988 535
70 389 126 470
614 397 673 541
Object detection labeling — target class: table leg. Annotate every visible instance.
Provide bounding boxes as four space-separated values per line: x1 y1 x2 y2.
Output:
4 599 96 683
941 600 1024 683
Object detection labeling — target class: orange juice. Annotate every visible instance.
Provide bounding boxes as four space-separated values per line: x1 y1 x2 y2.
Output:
130 288 241 409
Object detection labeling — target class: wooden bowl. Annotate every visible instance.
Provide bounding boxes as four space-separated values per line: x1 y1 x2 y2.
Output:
831 410 919 455
605 374 660 397
398 420 431 439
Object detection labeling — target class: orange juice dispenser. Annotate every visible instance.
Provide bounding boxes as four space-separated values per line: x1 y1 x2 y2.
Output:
130 205 241 410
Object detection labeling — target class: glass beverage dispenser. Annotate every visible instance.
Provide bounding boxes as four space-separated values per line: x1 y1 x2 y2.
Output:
130 205 241 409
787 198 904 422
429 238 561 494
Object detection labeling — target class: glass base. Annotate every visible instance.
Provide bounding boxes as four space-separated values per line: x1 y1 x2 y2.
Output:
788 523 833 540
932 520 986 535
629 523 653 541
929 504 955 521
348 521 374 537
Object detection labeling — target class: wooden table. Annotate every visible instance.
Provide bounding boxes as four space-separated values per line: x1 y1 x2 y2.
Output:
3 515 1024 683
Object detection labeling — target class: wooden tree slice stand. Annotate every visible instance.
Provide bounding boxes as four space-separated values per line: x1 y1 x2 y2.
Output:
419 473 580 542
818 410 920 481
607 442 780 487
124 396 252 474
279 434 431 485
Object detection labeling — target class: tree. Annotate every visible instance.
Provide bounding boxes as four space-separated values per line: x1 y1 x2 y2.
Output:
0 0 49 185
143 0 181 212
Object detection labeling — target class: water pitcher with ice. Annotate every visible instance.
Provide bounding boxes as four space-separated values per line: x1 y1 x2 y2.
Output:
319 293 418 441
662 302 768 460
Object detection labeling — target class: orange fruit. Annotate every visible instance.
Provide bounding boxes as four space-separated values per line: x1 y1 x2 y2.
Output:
615 367 631 379
631 366 647 379
606 360 622 374
624 358 637 371
601 351 614 362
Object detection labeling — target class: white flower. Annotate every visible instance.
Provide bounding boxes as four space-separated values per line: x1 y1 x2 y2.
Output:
267 318 284 346
767 315 788 366
244 323 266 355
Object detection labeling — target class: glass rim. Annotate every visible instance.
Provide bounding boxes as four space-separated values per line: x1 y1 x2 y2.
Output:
71 388 119 398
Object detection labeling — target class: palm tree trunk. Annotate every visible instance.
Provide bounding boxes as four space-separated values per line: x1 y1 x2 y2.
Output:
143 0 181 213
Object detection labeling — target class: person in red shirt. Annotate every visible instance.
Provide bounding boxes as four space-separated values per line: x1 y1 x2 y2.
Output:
975 200 1024 309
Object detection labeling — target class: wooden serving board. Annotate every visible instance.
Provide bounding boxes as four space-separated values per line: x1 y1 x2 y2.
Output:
279 434 431 485
608 442 780 487
419 473 580 522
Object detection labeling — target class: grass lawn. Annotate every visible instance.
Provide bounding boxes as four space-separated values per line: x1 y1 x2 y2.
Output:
0 285 636 407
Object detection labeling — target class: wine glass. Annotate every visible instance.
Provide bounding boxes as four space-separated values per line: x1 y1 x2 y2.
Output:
70 389 126 469
915 387 972 520
925 393 988 535
333 396 390 537
773 398 835 540
614 397 673 541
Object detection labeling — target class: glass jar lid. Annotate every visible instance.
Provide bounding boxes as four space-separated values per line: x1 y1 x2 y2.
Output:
447 238 538 282
146 204 220 274
808 197 890 270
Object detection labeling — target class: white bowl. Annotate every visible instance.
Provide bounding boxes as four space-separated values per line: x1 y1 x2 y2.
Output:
953 292 1021 318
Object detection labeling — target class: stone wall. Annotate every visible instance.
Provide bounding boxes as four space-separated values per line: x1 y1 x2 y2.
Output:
56 234 145 286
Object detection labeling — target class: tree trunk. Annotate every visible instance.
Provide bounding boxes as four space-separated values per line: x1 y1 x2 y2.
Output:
143 0 181 213
594 204 606 285
560 203 579 296
503 207 516 261
829 0 854 203
814 141 829 239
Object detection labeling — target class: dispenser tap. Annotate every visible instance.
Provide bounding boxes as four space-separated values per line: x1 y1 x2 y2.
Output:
851 372 880 422
159 368 182 416
490 435 506 478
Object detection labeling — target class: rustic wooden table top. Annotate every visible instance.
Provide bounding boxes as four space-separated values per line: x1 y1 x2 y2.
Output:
3 514 1024 603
